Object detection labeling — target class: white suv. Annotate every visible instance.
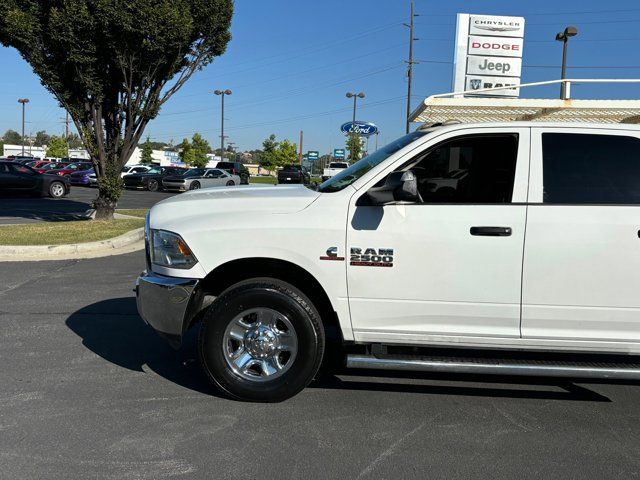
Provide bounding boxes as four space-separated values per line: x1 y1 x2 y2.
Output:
136 122 640 401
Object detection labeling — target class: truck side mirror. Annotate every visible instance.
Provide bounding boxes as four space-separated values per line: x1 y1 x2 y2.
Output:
357 170 421 206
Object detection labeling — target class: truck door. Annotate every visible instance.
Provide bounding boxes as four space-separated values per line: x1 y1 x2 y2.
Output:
346 128 530 343
522 128 640 343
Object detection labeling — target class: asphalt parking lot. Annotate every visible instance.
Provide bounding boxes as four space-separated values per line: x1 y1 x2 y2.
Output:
0 186 175 224
2 251 640 479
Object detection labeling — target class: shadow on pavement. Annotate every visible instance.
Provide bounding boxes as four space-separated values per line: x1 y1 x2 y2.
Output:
65 296 214 396
66 297 615 402
0 196 92 222
311 372 611 402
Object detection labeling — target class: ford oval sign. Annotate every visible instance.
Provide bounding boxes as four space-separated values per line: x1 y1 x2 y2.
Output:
340 121 379 137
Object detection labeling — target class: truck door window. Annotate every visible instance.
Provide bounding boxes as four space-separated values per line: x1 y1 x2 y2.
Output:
400 134 519 204
542 133 640 204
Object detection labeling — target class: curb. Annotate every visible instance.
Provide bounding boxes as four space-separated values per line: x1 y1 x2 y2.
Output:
0 228 144 261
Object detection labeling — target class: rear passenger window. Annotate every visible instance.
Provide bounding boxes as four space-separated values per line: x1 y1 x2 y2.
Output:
542 133 640 204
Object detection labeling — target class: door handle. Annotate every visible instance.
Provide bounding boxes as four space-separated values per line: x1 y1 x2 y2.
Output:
470 226 512 237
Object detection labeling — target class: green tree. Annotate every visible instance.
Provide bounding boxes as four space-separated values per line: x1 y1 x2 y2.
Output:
0 141 4 156
178 138 195 166
34 130 51 147
259 134 278 170
191 133 211 168
2 129 22 144
46 135 69 158
66 133 84 149
274 139 298 166
0 1 233 219
346 133 363 162
140 136 153 164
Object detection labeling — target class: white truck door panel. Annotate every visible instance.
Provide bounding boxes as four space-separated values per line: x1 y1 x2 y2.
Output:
347 128 530 340
522 129 640 342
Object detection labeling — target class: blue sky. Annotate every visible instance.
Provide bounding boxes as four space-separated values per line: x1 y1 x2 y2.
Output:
1 0 640 154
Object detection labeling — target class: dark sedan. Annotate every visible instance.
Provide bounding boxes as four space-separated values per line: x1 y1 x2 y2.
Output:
0 162 70 198
123 166 187 191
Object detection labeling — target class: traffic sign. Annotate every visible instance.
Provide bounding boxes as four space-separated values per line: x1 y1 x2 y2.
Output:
333 149 345 159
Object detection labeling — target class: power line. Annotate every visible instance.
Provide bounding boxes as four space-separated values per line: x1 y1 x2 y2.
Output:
149 96 406 140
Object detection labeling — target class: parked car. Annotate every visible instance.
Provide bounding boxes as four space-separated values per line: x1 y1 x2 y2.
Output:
163 168 241 192
121 164 152 178
277 164 311 184
136 121 640 402
47 162 93 177
36 162 72 174
88 171 98 186
216 161 249 184
123 166 186 191
322 161 349 182
0 161 70 198
69 168 94 186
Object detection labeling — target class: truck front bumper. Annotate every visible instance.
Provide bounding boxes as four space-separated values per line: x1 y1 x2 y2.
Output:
135 270 202 348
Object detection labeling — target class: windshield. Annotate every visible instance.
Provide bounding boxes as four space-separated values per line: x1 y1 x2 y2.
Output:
317 132 426 193
183 169 205 177
329 162 348 169
147 167 162 174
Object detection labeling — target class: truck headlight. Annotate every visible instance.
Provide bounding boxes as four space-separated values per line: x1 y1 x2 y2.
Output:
150 229 198 269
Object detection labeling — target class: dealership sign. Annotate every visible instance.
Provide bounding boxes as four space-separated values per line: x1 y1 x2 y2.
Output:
340 121 378 137
453 14 525 97
333 148 346 159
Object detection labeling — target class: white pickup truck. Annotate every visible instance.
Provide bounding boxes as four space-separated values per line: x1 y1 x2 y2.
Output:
322 161 349 182
136 119 640 402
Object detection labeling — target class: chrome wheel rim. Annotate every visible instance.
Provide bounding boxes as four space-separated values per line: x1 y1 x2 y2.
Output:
148 180 158 191
223 308 298 382
51 183 64 197
191 182 200 190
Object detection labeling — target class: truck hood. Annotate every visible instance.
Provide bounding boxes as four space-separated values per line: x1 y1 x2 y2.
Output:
151 185 320 228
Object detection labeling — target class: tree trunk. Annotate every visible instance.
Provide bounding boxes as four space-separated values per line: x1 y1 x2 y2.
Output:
94 192 117 220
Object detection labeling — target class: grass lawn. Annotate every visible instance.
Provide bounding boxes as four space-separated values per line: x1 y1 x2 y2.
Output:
249 176 277 185
116 209 149 218
0 219 145 246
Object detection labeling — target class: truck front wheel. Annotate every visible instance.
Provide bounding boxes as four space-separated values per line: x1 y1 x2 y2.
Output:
198 278 325 402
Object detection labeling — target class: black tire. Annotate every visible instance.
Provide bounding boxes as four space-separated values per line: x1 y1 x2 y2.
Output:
226 180 235 186
48 181 66 198
198 278 325 402
147 179 159 192
190 181 201 190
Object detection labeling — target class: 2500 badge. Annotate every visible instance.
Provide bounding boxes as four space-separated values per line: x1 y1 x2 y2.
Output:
350 247 394 267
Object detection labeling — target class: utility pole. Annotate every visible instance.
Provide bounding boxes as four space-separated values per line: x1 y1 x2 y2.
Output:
214 89 232 156
18 98 29 155
298 130 304 165
404 0 419 134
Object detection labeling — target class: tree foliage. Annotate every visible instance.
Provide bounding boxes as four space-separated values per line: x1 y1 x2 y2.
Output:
259 134 278 170
346 132 363 162
274 139 298 166
178 138 195 166
140 136 153 164
66 132 84 149
34 130 51 147
2 129 22 145
46 135 69 158
0 1 233 218
191 133 211 168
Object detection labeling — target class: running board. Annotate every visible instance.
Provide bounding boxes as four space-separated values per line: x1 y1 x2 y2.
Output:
346 354 640 380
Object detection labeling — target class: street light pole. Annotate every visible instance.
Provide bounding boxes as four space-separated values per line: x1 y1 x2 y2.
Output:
555 26 578 100
345 92 365 131
18 98 29 155
214 89 232 156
